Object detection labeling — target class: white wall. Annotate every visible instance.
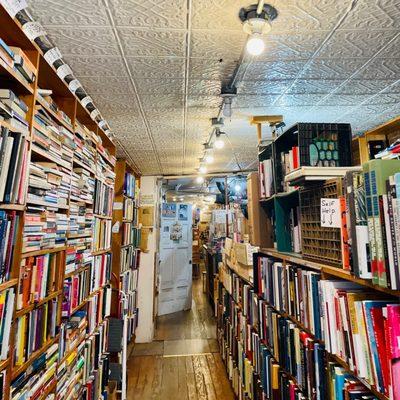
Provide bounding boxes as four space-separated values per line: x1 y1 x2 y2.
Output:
135 176 160 343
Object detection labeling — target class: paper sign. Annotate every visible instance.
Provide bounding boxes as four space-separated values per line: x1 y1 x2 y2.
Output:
1 0 27 17
140 194 154 206
321 198 341 228
113 202 123 210
22 21 46 40
44 47 62 64
81 96 92 107
90 109 100 120
57 64 73 80
68 79 81 93
112 221 120 234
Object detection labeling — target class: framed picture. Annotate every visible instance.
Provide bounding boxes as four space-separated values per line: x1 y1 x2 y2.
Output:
162 203 176 218
178 204 188 221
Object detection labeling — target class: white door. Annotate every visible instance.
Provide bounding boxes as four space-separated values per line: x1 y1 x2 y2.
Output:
158 203 193 316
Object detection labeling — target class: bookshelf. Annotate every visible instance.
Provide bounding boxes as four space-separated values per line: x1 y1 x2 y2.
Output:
220 121 400 400
111 159 141 344
0 5 118 398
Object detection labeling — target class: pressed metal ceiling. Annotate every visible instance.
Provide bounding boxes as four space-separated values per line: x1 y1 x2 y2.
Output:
29 0 400 176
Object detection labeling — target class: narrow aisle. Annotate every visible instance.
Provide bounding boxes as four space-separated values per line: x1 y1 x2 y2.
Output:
127 277 235 400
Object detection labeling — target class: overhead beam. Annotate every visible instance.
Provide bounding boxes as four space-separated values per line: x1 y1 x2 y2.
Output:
250 115 283 125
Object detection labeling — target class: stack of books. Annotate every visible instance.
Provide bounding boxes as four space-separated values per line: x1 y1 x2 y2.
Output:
0 210 19 282
0 287 15 361
87 289 111 334
0 38 14 69
69 202 93 237
259 159 275 198
58 310 87 360
11 343 58 400
14 298 58 366
0 90 30 134
66 238 93 275
123 197 136 221
375 138 400 159
122 222 141 247
96 150 116 188
10 46 37 85
17 253 58 309
74 122 97 171
70 168 95 205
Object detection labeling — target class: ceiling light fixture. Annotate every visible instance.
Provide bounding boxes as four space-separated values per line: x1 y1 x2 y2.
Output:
239 3 278 56
215 130 225 149
199 165 207 174
196 176 205 184
204 154 214 164
221 86 237 118
235 184 241 193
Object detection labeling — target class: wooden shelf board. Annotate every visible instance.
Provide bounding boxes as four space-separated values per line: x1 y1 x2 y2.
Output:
67 233 91 239
0 58 34 95
0 278 18 292
93 214 112 220
12 334 60 379
16 290 62 318
21 246 67 258
91 248 112 256
0 203 25 211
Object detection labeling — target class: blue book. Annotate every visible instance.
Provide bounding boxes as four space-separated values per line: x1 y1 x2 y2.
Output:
333 366 352 400
0 38 14 59
311 273 322 339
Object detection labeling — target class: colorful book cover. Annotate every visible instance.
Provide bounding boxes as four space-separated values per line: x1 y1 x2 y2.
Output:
387 304 400 400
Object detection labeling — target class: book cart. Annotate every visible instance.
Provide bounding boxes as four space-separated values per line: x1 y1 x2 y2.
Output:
0 5 120 399
217 120 400 400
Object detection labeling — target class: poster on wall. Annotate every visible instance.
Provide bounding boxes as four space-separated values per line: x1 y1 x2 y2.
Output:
162 203 176 218
178 204 188 221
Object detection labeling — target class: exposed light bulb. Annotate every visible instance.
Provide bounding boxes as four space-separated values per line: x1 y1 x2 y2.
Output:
196 176 204 184
199 165 207 174
223 99 232 118
246 34 265 56
215 138 225 149
205 154 214 164
235 184 241 193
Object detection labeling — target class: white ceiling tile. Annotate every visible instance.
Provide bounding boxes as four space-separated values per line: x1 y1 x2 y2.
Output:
65 56 127 77
353 58 400 80
135 78 184 95
127 57 185 79
110 0 187 29
299 58 369 79
239 80 292 95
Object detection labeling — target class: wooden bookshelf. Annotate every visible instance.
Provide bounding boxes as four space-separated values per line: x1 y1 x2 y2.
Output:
0 5 118 398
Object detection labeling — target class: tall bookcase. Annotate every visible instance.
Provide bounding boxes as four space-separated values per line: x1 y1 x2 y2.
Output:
111 160 141 348
0 5 117 399
219 122 400 400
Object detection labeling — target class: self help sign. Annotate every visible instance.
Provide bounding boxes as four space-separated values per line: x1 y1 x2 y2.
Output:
320 198 341 228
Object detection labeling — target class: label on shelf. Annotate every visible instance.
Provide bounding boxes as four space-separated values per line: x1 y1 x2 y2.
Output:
320 198 341 228
69 79 81 93
22 21 46 40
44 47 62 65
81 96 92 107
1 0 27 16
57 64 73 80
113 202 123 210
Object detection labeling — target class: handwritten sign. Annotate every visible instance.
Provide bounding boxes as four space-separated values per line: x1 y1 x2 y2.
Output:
81 96 92 107
44 47 62 65
90 109 100 120
321 198 341 228
1 0 27 17
99 120 107 129
22 21 46 40
68 79 81 93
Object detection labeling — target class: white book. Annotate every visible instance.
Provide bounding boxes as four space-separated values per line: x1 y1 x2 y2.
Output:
382 194 396 289
0 136 14 201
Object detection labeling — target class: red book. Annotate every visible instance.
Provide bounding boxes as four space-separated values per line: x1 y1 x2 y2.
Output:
19 257 33 308
340 196 351 270
292 146 299 169
371 306 390 396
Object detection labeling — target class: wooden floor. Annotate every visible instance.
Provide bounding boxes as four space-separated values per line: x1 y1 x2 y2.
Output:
127 277 235 400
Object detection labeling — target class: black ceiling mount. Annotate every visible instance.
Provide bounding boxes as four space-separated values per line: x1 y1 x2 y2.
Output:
239 4 278 22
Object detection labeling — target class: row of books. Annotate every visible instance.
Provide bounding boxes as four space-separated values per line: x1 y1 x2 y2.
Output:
74 121 97 172
0 90 30 135
63 268 90 317
92 218 112 252
91 253 111 293
122 223 141 247
120 247 140 274
123 197 137 222
253 257 322 339
218 257 389 400
14 298 58 366
0 288 15 361
259 159 275 198
279 147 299 192
0 38 37 85
94 180 113 217
320 280 400 398
124 172 136 198
96 150 116 188
17 253 58 309
66 237 92 275
342 160 400 289
0 126 28 204
0 211 19 283
69 202 93 237
11 342 58 400
70 168 95 205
